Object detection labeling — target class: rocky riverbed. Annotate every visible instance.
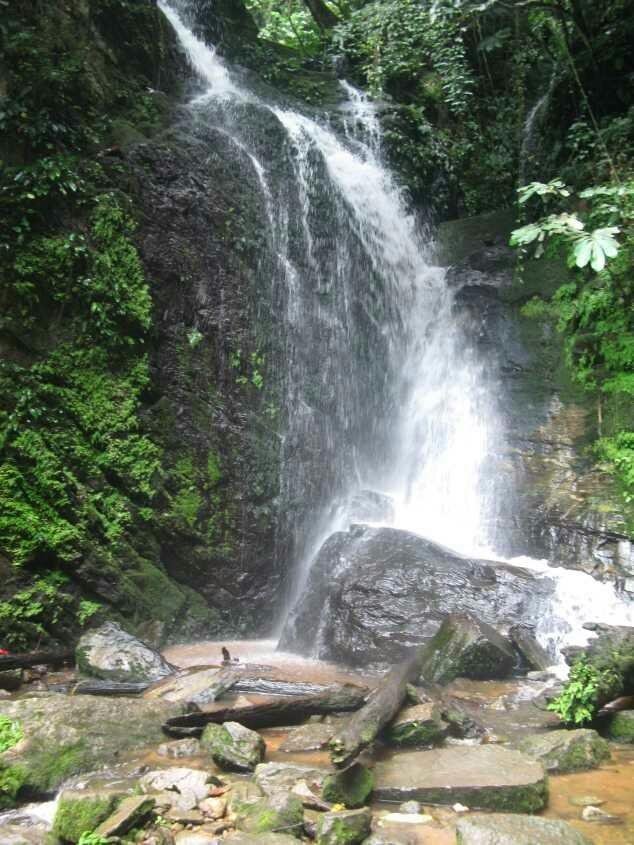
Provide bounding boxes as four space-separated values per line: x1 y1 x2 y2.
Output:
1 638 633 845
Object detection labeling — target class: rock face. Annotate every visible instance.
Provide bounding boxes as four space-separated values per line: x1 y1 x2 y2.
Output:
373 746 547 811
0 694 181 804
456 813 593 845
437 214 634 584
76 622 174 683
518 729 610 773
419 614 517 682
279 525 553 664
201 722 265 772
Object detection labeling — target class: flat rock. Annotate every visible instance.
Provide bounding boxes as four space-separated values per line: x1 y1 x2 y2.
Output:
373 746 547 811
76 621 174 683
519 729 610 772
379 813 433 825
279 722 333 753
201 721 265 772
254 762 329 796
0 694 181 802
140 767 211 810
94 795 156 837
456 813 593 844
146 666 227 703
225 834 300 845
158 738 202 758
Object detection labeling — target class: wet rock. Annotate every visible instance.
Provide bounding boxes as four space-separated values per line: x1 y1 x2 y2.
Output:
420 614 517 683
0 826 48 845
255 762 329 796
76 621 174 683
373 746 547 811
316 808 372 845
147 666 229 704
398 801 421 814
94 794 156 838
607 710 634 742
509 625 552 671
456 813 593 844
232 790 304 837
0 670 22 691
581 805 621 824
53 790 121 843
225 834 300 845
158 738 202 758
518 728 610 772
228 781 265 807
346 490 395 524
440 696 486 740
279 722 333 753
201 721 265 772
0 694 180 803
140 768 211 810
322 763 373 808
280 526 552 665
384 702 447 746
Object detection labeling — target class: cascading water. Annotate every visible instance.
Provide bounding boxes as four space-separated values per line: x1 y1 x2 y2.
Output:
159 0 634 664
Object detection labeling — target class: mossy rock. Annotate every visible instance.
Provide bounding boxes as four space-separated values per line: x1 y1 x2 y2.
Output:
316 807 372 845
322 764 373 809
0 694 181 806
607 710 634 743
232 791 304 838
384 703 447 747
201 721 265 772
53 790 121 843
518 729 610 773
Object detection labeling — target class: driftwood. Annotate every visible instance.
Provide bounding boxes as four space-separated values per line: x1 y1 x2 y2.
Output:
187 666 244 707
163 683 368 736
0 649 74 671
48 680 150 696
329 647 426 769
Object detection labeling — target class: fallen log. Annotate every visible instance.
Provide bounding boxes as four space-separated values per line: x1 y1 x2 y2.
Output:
163 683 368 736
187 666 244 707
48 680 151 696
0 649 74 671
329 646 427 769
233 678 340 698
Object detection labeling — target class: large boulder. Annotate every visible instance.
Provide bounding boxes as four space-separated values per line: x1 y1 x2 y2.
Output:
456 813 593 844
419 614 517 682
280 526 553 664
518 729 610 773
316 808 371 845
76 622 174 683
0 694 181 806
373 746 547 812
607 710 634 743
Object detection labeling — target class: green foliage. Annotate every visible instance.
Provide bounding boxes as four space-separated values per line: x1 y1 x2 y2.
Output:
548 657 619 725
77 599 101 627
78 834 110 845
0 717 23 754
0 572 75 650
246 0 323 54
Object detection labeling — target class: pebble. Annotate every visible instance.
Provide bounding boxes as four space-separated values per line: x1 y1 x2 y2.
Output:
398 801 421 814
379 813 433 825
582 805 621 824
452 803 469 813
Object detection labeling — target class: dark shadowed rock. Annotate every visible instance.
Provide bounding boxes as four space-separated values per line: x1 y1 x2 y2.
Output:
76 622 174 683
419 614 517 682
607 710 634 742
374 746 547 811
456 813 593 844
280 526 553 665
510 624 553 671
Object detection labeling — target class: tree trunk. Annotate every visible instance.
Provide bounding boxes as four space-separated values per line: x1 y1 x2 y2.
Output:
163 683 368 736
303 0 339 29
0 649 74 671
329 647 427 768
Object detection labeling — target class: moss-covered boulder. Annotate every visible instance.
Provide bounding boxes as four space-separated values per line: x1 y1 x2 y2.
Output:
384 703 447 747
419 614 517 683
322 763 373 808
456 813 593 844
316 807 372 845
254 762 329 796
53 789 121 843
201 721 265 772
76 621 174 683
607 710 634 743
518 729 610 773
0 694 181 806
232 790 304 838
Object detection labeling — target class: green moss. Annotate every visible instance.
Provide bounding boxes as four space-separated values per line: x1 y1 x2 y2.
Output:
322 764 374 808
607 711 634 743
0 763 28 809
0 716 23 754
27 741 90 793
53 792 120 843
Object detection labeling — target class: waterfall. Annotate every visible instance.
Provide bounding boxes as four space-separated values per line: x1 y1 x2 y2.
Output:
159 1 634 659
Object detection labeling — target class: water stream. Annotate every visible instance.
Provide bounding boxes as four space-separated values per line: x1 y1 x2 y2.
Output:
159 0 634 663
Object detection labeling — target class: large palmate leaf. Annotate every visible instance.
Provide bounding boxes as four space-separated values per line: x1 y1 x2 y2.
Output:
573 227 620 272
